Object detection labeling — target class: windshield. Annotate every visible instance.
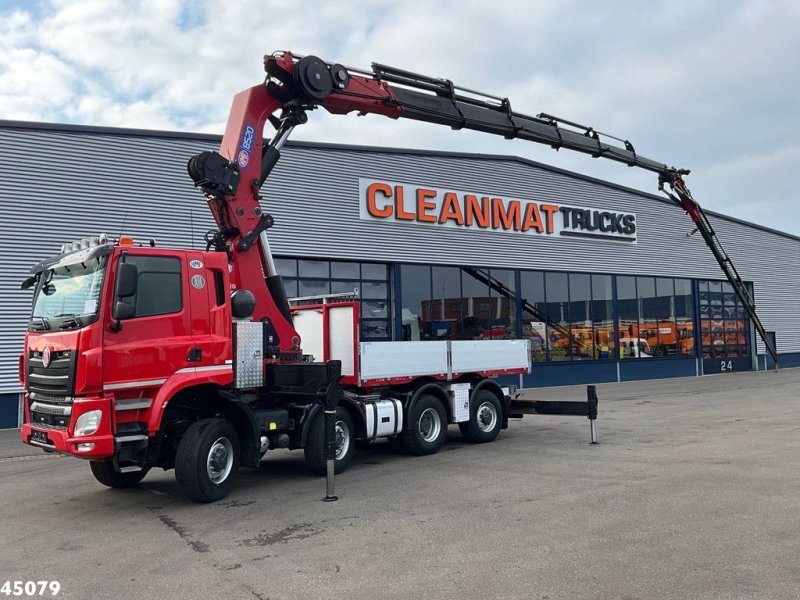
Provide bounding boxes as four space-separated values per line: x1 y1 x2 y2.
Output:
31 255 107 329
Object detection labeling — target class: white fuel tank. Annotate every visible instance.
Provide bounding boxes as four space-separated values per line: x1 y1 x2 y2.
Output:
364 399 403 440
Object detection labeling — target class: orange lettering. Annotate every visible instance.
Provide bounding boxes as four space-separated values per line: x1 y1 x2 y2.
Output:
438 192 465 225
492 198 521 230
416 188 437 223
540 204 559 234
395 185 415 220
366 182 393 218
465 195 490 228
522 202 544 233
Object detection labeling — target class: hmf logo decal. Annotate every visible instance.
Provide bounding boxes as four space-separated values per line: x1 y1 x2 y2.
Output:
359 179 637 242
237 125 256 169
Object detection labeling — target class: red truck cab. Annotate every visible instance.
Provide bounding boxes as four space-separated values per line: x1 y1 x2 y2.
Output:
20 238 233 462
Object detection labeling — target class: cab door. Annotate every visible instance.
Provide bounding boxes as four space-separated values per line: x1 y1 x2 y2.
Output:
103 251 195 394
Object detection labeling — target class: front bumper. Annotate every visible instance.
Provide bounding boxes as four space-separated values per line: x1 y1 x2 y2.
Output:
20 396 115 459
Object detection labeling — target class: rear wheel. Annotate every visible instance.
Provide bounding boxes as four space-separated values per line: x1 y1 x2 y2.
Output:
89 460 149 488
175 418 240 503
304 407 355 476
459 389 503 443
399 394 448 456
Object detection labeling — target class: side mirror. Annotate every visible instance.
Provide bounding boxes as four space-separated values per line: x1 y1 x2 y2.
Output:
115 263 138 298
113 301 136 321
110 261 138 332
20 275 37 290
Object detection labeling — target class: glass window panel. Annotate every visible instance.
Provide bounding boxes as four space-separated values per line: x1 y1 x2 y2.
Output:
431 266 461 339
361 281 387 299
592 275 614 360
126 256 182 318
298 260 329 278
544 272 570 360
362 320 390 339
331 280 359 294
617 276 636 300
400 265 431 341
330 261 359 279
568 273 592 360
362 301 388 319
488 269 517 339
298 279 329 297
637 276 660 358
520 271 546 361
274 258 297 277
462 268 490 340
674 279 694 356
697 279 750 359
361 263 387 280
282 277 298 298
617 276 638 359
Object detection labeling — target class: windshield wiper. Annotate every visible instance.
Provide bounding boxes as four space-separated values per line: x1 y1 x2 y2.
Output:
53 313 83 329
30 316 50 331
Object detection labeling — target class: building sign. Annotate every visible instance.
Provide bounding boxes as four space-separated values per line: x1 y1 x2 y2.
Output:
359 178 637 242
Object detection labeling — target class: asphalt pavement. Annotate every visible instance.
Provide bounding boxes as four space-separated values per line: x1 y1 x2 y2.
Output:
1 370 799 600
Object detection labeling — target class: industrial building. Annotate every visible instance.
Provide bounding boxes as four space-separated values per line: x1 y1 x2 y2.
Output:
1 120 797 428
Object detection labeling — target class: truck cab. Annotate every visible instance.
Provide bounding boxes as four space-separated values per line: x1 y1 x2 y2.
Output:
20 237 233 466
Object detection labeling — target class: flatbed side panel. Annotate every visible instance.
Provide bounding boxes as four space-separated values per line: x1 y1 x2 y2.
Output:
360 341 449 381
451 340 530 373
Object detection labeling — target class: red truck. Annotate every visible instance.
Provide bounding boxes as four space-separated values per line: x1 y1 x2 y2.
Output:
19 52 774 502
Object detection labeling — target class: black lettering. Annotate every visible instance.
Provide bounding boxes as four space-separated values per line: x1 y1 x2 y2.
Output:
610 213 623 233
559 207 571 228
586 210 601 231
598 211 612 232
622 214 636 235
572 209 586 229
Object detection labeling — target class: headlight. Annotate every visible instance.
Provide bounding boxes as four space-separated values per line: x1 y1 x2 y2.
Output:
74 410 102 436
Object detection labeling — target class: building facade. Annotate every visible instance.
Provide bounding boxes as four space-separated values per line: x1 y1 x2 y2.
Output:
1 120 798 428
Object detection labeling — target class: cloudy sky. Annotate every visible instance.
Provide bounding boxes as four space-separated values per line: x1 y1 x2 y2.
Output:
2 0 798 234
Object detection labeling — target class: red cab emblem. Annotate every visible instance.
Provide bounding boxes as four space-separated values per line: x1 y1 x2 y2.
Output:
42 347 52 368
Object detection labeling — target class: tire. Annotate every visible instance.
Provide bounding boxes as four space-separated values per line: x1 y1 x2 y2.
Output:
304 407 355 476
399 394 448 456
459 389 503 443
89 460 149 488
175 418 240 503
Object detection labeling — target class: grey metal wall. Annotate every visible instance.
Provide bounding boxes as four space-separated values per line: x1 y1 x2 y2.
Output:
0 122 797 394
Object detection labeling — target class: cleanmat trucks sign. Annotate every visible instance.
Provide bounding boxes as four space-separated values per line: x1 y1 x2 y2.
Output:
359 178 637 242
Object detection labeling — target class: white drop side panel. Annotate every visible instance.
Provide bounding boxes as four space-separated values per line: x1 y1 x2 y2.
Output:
360 341 449 381
293 310 324 362
328 305 356 377
450 340 530 373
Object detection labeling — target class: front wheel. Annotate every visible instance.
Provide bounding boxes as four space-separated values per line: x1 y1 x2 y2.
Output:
304 407 355 476
90 460 149 488
175 418 240 503
459 389 503 443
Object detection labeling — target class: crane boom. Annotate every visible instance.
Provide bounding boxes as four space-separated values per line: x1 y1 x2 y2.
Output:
187 51 778 365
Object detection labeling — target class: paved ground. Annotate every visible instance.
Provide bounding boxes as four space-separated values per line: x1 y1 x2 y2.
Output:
1 370 799 600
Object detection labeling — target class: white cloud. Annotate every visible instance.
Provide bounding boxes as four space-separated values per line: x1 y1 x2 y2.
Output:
0 0 798 234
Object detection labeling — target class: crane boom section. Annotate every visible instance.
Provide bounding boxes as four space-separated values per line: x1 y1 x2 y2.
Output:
187 51 778 364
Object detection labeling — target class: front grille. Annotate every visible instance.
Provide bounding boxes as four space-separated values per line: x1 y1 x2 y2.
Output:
29 392 72 405
28 412 69 429
27 350 77 396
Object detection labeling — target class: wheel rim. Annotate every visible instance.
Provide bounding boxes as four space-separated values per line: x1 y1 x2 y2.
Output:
207 437 234 484
476 401 498 432
335 419 350 460
334 421 350 460
418 407 442 442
